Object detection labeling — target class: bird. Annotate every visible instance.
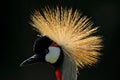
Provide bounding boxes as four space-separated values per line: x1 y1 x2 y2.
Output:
20 7 102 80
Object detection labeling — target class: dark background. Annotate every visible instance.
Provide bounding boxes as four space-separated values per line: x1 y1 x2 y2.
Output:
1 0 119 80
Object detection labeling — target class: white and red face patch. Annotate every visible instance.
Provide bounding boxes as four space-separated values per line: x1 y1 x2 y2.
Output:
45 42 60 64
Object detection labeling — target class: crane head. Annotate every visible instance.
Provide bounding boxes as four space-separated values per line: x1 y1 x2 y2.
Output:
20 36 63 68
20 7 103 80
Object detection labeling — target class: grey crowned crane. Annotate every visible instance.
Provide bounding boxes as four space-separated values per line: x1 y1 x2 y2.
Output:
20 7 102 80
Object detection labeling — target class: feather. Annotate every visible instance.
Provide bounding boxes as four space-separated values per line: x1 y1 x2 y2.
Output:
31 7 102 68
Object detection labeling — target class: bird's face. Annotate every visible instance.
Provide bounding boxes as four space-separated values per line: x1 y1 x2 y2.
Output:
20 36 62 67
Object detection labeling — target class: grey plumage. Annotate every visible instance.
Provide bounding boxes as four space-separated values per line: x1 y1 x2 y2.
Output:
60 53 78 80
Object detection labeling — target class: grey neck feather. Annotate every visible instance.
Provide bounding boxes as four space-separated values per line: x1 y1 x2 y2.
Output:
59 53 78 80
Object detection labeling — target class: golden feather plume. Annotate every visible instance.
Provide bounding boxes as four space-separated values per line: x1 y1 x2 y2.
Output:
31 7 102 68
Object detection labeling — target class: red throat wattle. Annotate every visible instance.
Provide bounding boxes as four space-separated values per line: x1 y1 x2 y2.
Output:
55 69 61 80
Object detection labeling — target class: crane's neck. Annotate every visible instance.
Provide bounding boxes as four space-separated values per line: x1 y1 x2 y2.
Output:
59 53 78 80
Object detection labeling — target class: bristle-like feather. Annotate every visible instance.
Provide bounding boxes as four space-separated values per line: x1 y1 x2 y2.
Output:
31 7 102 68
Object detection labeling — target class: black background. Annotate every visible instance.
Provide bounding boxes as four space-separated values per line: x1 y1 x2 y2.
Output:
1 0 119 80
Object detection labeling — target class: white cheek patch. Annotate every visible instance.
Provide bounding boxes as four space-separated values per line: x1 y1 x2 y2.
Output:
45 46 60 64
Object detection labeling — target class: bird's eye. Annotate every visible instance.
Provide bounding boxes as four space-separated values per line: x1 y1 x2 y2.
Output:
44 49 49 54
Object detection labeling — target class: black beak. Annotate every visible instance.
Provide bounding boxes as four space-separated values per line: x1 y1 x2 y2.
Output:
20 54 44 67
